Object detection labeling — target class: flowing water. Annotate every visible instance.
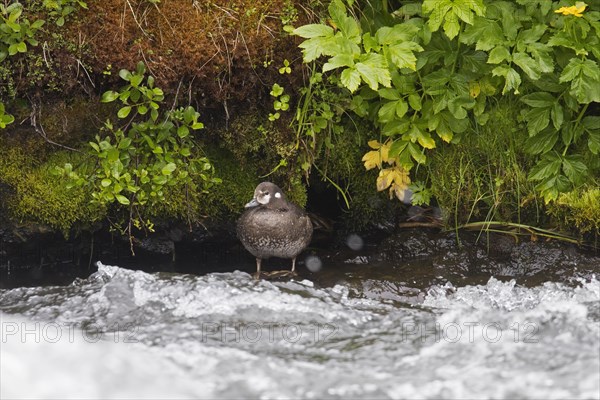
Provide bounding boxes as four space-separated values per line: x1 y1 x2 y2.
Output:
1 250 599 399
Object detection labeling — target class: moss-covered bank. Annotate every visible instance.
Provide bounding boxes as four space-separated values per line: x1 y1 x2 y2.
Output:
1 0 598 246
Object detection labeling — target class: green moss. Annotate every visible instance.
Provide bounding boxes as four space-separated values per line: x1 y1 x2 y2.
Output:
0 143 104 235
548 186 600 237
201 146 261 218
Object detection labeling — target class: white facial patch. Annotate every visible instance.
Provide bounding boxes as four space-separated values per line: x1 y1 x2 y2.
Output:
274 192 282 198
257 192 271 205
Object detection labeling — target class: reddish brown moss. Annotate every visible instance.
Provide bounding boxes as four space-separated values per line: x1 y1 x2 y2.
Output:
71 0 305 108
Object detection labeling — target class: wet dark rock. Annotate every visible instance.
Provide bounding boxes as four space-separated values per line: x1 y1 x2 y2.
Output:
309 228 599 304
1 220 599 302
134 236 175 255
375 228 454 261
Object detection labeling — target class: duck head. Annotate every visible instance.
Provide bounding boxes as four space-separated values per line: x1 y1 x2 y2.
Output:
245 182 286 208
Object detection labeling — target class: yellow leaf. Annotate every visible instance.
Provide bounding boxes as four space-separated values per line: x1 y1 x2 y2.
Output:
469 81 481 98
367 140 382 149
377 167 410 193
417 132 436 149
555 2 587 17
380 141 391 164
376 168 393 191
363 140 392 169
391 182 411 201
362 150 382 170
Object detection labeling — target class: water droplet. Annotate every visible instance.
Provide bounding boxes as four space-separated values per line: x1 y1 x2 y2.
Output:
305 255 322 272
346 234 364 251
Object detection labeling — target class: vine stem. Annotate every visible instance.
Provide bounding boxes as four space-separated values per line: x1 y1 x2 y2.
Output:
562 103 589 156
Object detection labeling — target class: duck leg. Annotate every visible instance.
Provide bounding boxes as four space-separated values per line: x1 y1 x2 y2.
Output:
290 257 298 276
254 258 262 280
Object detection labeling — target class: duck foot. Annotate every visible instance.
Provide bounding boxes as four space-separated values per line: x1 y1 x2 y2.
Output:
262 270 297 279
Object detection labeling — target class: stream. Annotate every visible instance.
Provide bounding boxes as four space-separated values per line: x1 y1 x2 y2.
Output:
1 230 599 399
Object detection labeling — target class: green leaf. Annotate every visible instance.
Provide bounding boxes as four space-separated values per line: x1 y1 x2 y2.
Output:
512 52 541 80
382 119 410 136
395 98 408 118
376 24 420 44
529 154 561 181
16 41 27 53
443 11 460 40
378 101 398 123
293 24 333 39
162 163 177 175
183 106 195 123
408 93 422 111
101 90 118 103
408 142 426 164
362 32 379 53
119 69 132 81
107 148 120 162
448 97 475 120
562 155 588 184
177 125 189 138
487 46 511 64
461 17 504 51
407 125 435 149
323 54 354 72
528 42 554 73
551 103 564 130
569 75 600 104
378 88 400 100
588 130 600 155
580 59 600 81
525 107 551 136
520 92 554 108
492 66 521 94
523 129 558 154
117 106 132 118
31 19 45 29
388 41 423 70
559 59 584 84
270 83 284 97
118 137 132 149
517 24 547 46
101 178 112 187
423 0 452 32
115 194 130 205
355 53 391 91
130 74 143 87
388 139 409 159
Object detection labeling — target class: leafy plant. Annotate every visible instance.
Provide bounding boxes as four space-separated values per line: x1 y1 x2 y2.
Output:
293 0 599 205
58 62 220 251
0 2 45 61
42 0 88 27
0 102 14 128
268 83 290 121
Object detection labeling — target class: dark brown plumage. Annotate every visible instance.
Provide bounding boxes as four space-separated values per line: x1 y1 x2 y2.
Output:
237 182 313 278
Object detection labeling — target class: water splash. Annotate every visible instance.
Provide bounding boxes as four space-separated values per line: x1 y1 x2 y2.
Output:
1 263 598 399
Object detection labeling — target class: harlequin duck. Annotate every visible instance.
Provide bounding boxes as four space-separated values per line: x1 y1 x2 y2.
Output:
237 182 313 279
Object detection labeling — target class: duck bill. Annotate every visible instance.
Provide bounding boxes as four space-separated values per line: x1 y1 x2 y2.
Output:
244 198 260 208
